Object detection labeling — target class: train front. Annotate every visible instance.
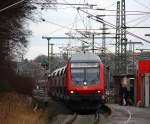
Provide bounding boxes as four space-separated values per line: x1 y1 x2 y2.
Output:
66 52 104 109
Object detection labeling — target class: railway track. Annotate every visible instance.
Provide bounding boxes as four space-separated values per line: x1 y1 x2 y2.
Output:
61 105 111 124
61 113 100 124
61 113 77 124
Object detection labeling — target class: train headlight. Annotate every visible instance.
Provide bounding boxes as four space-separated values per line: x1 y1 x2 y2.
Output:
97 90 101 93
83 82 87 86
70 91 74 94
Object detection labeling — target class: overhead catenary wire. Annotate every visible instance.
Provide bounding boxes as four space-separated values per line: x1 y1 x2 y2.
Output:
133 0 150 11
97 13 150 16
78 8 150 44
33 1 97 7
48 27 66 35
127 15 149 24
41 17 114 54
41 18 96 47
61 0 150 44
42 19 75 31
103 2 117 9
95 8 150 15
63 0 94 40
67 11 80 46
77 10 87 30
55 0 150 55
132 15 150 27
0 0 25 13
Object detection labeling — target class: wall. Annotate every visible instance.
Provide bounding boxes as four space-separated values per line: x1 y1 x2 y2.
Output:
136 60 150 104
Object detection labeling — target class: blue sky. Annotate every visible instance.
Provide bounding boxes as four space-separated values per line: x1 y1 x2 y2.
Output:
25 0 150 59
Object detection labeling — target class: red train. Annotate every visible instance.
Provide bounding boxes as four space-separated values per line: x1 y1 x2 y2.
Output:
48 52 105 110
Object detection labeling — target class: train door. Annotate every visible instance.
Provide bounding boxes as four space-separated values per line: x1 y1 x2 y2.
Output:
141 76 145 106
130 78 135 104
145 74 150 107
149 76 150 106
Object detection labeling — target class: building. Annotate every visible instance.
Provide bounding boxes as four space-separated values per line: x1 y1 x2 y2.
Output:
136 60 150 107
113 74 135 104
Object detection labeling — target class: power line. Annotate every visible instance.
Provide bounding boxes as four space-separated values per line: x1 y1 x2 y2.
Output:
77 10 87 30
97 13 149 16
34 1 97 7
95 8 150 14
0 0 25 13
133 0 150 10
42 36 115 39
103 2 117 9
132 15 150 27
79 8 150 44
127 15 148 24
59 1 150 44
42 19 74 30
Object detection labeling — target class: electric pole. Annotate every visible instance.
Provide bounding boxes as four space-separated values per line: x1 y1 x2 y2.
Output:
102 23 106 52
42 36 51 71
92 34 95 53
42 36 55 72
128 41 143 73
115 1 121 74
102 22 106 64
121 0 127 74
50 43 54 72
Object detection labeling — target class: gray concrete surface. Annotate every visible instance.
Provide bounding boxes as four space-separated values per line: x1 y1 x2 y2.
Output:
72 115 95 124
48 99 73 124
105 104 150 124
48 100 150 124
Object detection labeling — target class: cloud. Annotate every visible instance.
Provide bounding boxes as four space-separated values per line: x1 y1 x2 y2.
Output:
25 44 61 60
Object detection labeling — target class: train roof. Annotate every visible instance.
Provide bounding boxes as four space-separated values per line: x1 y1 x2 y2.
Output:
49 66 66 77
70 52 102 63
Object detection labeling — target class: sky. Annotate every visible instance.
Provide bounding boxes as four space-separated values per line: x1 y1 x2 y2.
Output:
25 0 150 59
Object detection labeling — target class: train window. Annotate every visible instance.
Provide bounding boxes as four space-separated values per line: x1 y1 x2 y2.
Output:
56 71 59 76
61 69 64 75
71 63 99 68
85 68 99 84
53 72 56 76
59 70 62 76
59 70 62 75
58 70 61 76
71 62 100 86
71 69 84 84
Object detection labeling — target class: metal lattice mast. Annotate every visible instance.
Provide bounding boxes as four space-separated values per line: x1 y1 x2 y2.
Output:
121 0 127 74
115 1 121 74
102 23 106 51
102 23 106 63
92 34 95 53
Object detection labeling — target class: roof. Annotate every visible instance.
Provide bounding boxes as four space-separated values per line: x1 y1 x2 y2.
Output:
70 52 102 63
49 66 66 77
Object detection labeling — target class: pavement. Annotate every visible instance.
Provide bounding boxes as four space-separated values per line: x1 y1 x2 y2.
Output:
46 98 150 124
48 99 73 124
105 104 150 124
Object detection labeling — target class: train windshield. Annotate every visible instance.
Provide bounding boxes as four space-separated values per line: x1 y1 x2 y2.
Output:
71 63 99 86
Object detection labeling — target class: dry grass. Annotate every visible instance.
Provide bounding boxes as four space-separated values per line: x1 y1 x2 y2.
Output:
0 92 49 124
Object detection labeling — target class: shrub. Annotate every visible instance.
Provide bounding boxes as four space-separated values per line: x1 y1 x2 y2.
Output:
11 76 36 95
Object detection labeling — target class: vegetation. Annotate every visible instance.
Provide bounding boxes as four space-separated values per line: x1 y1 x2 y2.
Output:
0 0 56 92
0 0 35 63
0 0 36 92
0 92 49 124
